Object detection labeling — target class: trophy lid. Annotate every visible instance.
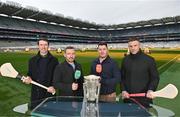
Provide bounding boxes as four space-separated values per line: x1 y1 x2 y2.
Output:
84 75 100 80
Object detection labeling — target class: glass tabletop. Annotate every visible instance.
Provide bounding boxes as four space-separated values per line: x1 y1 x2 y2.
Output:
29 96 175 117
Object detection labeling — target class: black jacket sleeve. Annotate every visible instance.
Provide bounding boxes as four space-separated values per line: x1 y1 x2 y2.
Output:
49 58 59 86
148 58 159 91
77 65 84 96
120 58 126 91
27 59 33 78
53 64 72 93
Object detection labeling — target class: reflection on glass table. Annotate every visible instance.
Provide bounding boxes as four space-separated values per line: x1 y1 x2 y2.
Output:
28 96 175 117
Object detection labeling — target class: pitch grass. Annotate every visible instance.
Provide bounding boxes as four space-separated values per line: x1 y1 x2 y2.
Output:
154 59 180 116
0 49 180 116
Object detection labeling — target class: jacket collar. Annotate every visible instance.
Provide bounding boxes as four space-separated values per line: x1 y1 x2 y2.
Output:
130 49 142 58
64 60 79 70
95 55 111 64
37 51 52 59
64 60 77 66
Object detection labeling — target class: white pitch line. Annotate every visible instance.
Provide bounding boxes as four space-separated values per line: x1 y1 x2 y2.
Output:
158 55 180 71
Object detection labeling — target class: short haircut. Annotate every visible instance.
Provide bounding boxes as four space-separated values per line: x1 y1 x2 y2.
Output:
97 41 108 48
128 37 140 43
37 38 49 45
64 46 75 53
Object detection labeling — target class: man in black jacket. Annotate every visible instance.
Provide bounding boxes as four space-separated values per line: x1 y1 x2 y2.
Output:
53 46 83 96
23 38 59 109
91 42 121 102
121 37 159 108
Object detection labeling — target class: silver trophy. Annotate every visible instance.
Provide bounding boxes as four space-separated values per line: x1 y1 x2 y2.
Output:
82 75 101 117
81 100 99 117
83 75 101 103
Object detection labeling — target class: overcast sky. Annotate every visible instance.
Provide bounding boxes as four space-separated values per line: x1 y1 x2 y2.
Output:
1 0 180 25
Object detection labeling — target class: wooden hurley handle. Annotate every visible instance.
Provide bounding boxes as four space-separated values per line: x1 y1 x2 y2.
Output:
22 76 55 95
31 81 55 95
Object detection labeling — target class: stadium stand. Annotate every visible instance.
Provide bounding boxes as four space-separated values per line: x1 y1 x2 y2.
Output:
0 1 180 49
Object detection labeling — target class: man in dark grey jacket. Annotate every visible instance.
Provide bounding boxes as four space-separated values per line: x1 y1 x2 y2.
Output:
121 37 159 108
53 46 83 96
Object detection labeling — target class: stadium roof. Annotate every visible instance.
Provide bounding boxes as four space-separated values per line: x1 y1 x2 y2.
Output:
0 1 180 30
105 16 180 29
0 1 100 29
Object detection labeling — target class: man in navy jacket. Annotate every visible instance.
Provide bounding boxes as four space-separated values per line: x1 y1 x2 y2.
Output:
90 42 121 101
